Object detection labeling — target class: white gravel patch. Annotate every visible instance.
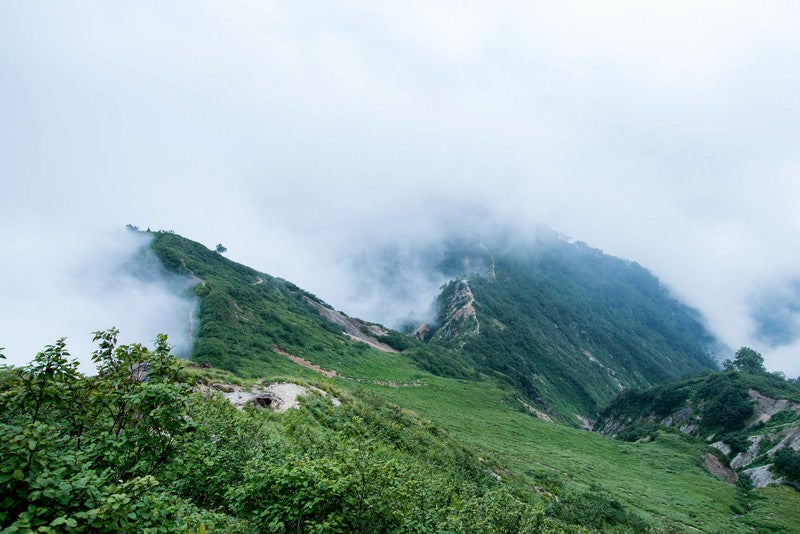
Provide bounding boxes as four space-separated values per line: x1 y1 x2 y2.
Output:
219 382 340 412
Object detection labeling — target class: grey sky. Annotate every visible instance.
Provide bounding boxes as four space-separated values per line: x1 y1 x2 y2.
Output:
2 2 799 375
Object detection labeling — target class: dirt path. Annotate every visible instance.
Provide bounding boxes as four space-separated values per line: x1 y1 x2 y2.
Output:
271 345 337 378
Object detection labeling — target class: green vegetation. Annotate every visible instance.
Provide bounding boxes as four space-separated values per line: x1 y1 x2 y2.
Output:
369 374 800 533
5 229 800 532
597 368 800 441
0 332 233 532
0 333 556 533
723 346 767 374
150 232 409 379
416 235 718 420
773 448 800 484
150 230 718 423
148 230 800 531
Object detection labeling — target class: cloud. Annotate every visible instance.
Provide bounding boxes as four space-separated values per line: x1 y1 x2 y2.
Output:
0 225 196 372
2 2 800 376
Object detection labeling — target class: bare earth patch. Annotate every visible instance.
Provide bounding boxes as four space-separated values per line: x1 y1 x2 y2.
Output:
218 382 340 412
272 345 337 378
703 453 738 484
302 298 398 353
749 389 800 425
517 397 553 423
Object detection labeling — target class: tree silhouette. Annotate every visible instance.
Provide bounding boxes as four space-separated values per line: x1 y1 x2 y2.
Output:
732 346 766 373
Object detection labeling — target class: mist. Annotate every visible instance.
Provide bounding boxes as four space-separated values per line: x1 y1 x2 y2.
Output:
2 2 800 376
0 227 197 372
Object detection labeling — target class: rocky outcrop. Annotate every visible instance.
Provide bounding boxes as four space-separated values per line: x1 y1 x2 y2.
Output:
660 404 695 428
703 453 738 484
731 435 766 469
209 381 341 412
711 441 732 456
517 397 553 423
412 324 430 341
742 465 782 489
433 280 480 341
749 389 800 424
766 426 800 456
304 297 398 353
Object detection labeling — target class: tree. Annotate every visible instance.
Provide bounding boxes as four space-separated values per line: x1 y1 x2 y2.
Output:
732 346 766 374
215 243 227 254
773 447 800 482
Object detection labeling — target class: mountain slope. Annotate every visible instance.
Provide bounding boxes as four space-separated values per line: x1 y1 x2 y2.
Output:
150 232 406 379
152 229 718 422
143 229 800 532
596 369 800 489
410 232 718 421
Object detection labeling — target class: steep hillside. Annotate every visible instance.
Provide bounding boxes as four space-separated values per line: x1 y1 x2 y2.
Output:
596 369 800 490
151 229 718 423
136 229 800 532
412 232 718 421
149 232 405 379
0 333 557 533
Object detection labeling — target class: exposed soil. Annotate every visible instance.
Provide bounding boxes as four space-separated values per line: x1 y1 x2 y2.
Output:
749 389 800 425
272 345 337 378
703 453 738 484
303 297 398 353
218 381 340 412
518 397 554 423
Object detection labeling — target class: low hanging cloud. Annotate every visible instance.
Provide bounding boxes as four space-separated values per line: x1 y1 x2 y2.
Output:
750 281 800 348
0 226 196 372
2 2 800 376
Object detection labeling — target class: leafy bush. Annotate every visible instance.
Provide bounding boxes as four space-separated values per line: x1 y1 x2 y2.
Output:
767 408 800 428
615 422 662 443
1 332 566 533
376 330 411 351
0 331 219 532
773 447 800 483
548 485 650 532
698 374 754 433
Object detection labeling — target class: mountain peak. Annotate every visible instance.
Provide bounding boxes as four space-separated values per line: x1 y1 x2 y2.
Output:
431 279 480 341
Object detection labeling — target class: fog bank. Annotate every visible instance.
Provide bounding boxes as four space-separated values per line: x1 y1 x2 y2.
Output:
0 226 196 372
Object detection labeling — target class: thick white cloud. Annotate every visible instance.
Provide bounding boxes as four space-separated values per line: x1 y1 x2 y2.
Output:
1 2 799 375
0 226 196 371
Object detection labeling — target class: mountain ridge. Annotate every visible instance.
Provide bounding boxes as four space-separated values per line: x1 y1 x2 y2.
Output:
149 227 719 423
398 231 718 421
4 227 799 532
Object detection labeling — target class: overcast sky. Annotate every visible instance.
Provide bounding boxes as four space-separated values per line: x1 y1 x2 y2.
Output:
2 2 800 376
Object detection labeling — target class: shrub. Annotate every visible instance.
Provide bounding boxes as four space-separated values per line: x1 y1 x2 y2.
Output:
773 447 800 483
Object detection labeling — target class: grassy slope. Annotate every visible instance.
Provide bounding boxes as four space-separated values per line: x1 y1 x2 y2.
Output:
150 231 800 532
365 377 800 533
421 236 718 421
150 232 411 379
596 371 800 439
